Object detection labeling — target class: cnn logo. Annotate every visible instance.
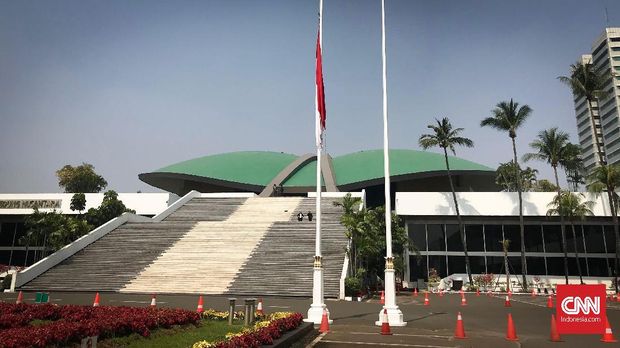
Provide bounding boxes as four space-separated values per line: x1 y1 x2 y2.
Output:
560 296 600 315
556 284 605 334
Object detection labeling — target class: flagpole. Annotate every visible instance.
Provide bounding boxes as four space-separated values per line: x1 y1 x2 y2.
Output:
306 0 330 325
375 0 406 327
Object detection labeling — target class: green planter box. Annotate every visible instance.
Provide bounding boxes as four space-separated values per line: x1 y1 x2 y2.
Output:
35 292 49 303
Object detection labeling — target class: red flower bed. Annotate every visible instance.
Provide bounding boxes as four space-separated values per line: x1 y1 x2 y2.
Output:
0 303 200 348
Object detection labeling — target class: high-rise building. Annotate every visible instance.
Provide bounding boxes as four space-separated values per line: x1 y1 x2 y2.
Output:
573 28 620 171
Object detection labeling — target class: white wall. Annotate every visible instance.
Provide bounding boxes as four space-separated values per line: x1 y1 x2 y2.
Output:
396 192 613 217
0 193 178 216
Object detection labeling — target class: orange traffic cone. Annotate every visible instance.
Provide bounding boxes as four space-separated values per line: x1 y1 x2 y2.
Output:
461 295 467 306
601 317 618 343
476 289 480 296
531 289 536 297
547 296 553 308
413 288 418 297
549 314 561 342
424 292 430 306
16 291 23 304
439 290 444 297
319 309 330 333
504 295 511 307
487 290 491 297
616 293 620 303
506 313 518 341
454 312 467 339
508 290 512 299
380 290 385 305
196 295 204 313
256 298 264 316
93 292 100 307
150 294 157 308
380 308 392 335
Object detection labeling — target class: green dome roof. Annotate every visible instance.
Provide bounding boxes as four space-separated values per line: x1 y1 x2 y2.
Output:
140 149 494 195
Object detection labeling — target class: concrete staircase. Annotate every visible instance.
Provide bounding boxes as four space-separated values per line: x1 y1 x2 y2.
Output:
19 196 348 297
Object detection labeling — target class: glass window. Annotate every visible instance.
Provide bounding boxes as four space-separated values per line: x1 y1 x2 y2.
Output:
565 225 585 253
508 257 522 275
427 224 445 251
0 251 10 264
408 224 426 252
448 256 466 274
503 225 521 252
567 257 588 277
524 225 544 252
469 256 486 274
526 257 546 275
543 225 563 253
584 225 605 253
484 225 503 252
587 258 610 277
609 258 617 276
465 225 484 251
446 224 462 251
0 223 16 246
546 257 566 276
486 256 504 274
409 255 427 282
428 255 447 278
604 226 616 253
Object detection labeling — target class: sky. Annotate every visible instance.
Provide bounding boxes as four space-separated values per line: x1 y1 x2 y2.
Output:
1 0 620 193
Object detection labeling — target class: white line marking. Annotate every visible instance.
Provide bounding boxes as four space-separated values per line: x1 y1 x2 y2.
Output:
349 332 451 340
121 300 167 304
268 305 290 308
320 340 455 347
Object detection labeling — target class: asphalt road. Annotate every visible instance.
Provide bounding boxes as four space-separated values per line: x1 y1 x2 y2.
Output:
1 291 619 347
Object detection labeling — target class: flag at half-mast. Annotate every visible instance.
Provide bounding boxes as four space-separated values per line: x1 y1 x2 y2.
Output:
315 29 326 147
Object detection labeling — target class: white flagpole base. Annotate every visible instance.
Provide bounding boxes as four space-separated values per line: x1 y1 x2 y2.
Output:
305 263 332 324
375 268 407 326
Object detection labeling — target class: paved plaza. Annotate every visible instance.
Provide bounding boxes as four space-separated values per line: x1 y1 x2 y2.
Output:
1 291 619 347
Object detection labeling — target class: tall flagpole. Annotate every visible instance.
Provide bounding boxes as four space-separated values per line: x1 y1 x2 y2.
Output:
306 0 330 325
375 0 406 327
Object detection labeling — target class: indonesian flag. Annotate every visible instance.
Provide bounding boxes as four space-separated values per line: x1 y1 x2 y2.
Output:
315 30 326 147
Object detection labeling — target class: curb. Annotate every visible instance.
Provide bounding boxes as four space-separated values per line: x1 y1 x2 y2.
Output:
270 322 314 348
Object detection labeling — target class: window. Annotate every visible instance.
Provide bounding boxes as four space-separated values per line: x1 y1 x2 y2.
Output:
567 257 588 276
526 257 546 275
448 256 466 274
409 255 427 282
408 224 426 252
428 255 447 278
508 257 522 275
604 226 616 253
566 225 585 253
546 257 566 276
0 223 16 246
584 225 605 253
587 258 610 277
486 256 504 274
525 225 544 252
446 224 462 251
469 256 486 274
543 225 563 253
503 225 521 252
484 225 503 252
465 225 484 251
427 224 445 251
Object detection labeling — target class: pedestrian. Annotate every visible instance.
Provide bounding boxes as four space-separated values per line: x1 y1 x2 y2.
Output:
297 212 304 221
307 211 313 221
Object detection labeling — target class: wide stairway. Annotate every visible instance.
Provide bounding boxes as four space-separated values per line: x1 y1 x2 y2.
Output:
20 196 348 297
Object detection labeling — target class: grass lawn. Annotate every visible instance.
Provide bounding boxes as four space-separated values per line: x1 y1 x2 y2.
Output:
98 320 244 348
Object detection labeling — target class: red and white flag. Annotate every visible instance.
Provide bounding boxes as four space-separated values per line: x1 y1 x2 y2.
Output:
315 29 326 147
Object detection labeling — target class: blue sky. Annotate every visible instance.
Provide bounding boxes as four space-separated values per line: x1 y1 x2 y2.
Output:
1 0 619 193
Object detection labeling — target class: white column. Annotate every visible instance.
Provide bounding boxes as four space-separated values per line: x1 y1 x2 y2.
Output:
375 0 406 327
306 0 330 325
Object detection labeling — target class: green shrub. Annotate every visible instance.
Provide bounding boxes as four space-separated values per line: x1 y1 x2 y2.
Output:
345 276 362 296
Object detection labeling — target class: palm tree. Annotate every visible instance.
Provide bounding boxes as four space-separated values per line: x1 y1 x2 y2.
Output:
523 127 571 283
481 99 532 291
547 192 594 284
562 143 585 191
588 164 620 291
419 117 474 285
501 239 511 292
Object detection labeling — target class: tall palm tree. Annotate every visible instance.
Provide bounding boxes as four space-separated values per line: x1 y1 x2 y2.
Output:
562 143 585 191
419 117 474 285
547 192 594 284
559 62 619 290
481 99 531 291
588 164 620 291
523 127 571 283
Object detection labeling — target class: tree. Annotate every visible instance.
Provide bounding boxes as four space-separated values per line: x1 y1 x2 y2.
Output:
496 161 538 192
562 143 585 191
85 190 135 228
56 163 107 193
547 191 594 284
481 99 532 291
419 117 474 285
523 127 571 283
501 239 511 292
70 193 86 213
333 194 363 277
588 164 620 290
532 179 559 192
